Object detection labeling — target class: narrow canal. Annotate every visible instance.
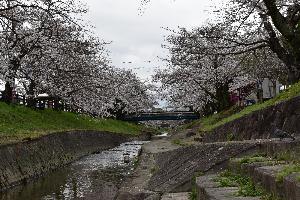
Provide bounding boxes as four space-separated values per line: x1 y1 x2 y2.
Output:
0 141 149 200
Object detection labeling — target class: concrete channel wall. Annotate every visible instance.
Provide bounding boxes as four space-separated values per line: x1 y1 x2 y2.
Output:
147 140 300 194
203 95 300 142
0 131 151 191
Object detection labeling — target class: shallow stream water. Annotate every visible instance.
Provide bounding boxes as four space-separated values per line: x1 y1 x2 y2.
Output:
0 141 148 200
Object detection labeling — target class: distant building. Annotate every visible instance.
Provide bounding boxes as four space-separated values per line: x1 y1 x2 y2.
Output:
230 82 257 106
259 78 281 99
230 78 282 107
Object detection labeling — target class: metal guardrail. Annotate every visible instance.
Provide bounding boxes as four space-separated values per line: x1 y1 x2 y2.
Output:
122 112 200 121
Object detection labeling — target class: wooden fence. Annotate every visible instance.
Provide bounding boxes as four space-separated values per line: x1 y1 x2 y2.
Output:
0 90 73 112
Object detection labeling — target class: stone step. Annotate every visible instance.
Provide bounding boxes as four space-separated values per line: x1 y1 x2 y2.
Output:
229 159 300 200
161 192 190 200
196 175 260 200
253 165 300 200
147 141 260 192
228 157 283 175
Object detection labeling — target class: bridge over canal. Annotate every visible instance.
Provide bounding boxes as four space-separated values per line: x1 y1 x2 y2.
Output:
122 111 200 121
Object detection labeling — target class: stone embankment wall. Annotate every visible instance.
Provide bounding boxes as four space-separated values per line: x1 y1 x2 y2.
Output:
147 140 300 193
203 96 300 142
0 131 151 191
148 141 259 193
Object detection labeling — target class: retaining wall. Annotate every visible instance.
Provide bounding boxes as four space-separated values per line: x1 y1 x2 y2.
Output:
203 96 300 142
0 131 151 191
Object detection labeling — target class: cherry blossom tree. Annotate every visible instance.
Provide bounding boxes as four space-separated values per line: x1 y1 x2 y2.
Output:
0 0 87 103
141 0 299 82
15 21 155 117
0 0 156 117
106 69 156 118
208 0 300 83
17 20 109 108
155 27 286 115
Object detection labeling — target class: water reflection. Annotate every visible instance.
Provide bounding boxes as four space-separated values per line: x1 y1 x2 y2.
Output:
0 141 148 200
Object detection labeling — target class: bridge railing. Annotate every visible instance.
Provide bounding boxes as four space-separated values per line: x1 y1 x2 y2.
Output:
122 112 200 121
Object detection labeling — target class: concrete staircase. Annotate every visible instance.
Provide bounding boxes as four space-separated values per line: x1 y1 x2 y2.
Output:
195 158 300 200
229 158 300 200
196 174 260 200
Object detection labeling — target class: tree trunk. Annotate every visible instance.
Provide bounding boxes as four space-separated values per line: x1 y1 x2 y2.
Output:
260 13 300 83
202 101 216 116
115 99 126 120
288 69 298 84
2 82 13 104
54 98 61 111
26 80 36 108
216 83 231 112
263 0 300 56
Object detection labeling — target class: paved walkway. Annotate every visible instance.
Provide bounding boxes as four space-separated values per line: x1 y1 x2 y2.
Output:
161 192 190 200
117 138 180 199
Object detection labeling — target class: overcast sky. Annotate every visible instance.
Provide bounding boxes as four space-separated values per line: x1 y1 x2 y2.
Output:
1 0 225 93
81 0 224 81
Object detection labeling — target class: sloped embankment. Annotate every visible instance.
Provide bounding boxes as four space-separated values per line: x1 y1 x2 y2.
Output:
147 141 259 193
146 139 300 194
0 102 144 145
0 131 151 191
196 140 300 200
203 95 300 142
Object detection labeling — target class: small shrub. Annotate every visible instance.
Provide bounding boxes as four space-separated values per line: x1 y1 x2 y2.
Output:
226 132 235 141
217 177 239 187
214 170 242 187
189 171 203 200
297 176 300 182
238 181 263 197
172 139 186 146
274 151 295 162
194 171 204 177
276 165 300 183
261 193 282 200
215 170 263 197
150 166 158 174
133 157 139 166
189 187 197 200
239 156 271 165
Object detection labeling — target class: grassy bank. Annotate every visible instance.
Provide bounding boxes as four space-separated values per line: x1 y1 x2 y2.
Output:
0 102 144 145
195 82 300 133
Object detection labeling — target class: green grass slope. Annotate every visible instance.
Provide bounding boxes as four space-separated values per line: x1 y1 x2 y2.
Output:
199 83 300 132
202 82 300 132
0 103 144 145
181 82 300 133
